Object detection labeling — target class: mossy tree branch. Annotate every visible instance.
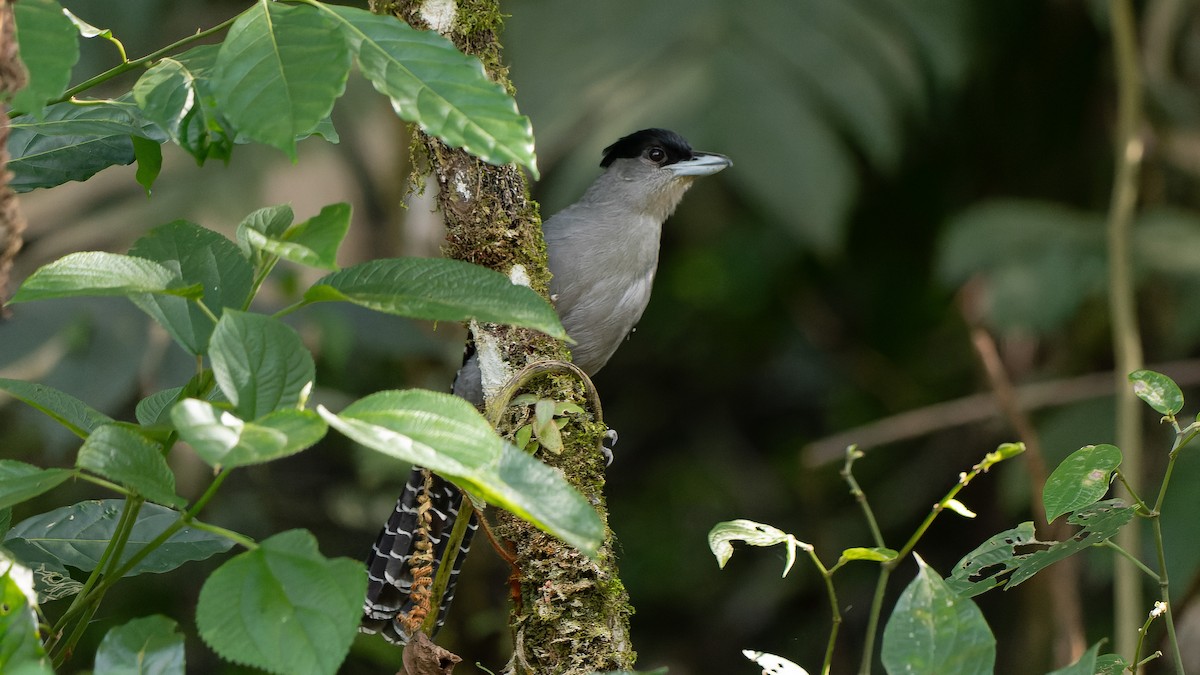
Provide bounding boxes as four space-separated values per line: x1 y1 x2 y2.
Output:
375 1 636 672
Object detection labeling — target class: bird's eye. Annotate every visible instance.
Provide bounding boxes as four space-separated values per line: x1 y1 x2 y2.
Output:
646 147 666 163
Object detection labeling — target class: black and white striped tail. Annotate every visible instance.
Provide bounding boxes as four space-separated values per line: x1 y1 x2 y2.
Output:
360 467 478 644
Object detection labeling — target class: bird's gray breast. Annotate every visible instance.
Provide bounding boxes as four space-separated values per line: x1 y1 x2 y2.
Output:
543 209 662 376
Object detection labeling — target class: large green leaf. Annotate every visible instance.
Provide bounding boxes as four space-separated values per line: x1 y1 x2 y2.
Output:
7 101 163 192
207 312 315 420
0 461 72 511
239 202 350 271
172 401 326 470
318 390 603 557
0 558 49 673
322 5 538 177
1043 444 1121 523
305 258 566 339
127 220 255 354
0 377 113 438
10 252 202 304
881 556 994 675
94 615 184 675
212 0 350 160
4 500 234 576
195 530 363 675
10 0 78 116
76 425 182 508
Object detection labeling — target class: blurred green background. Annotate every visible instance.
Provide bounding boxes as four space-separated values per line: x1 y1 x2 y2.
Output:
7 0 1200 672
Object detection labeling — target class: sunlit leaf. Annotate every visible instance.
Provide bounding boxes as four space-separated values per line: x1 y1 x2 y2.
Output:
206 312 315 420
10 252 201 304
172 401 326 470
319 390 603 557
1128 369 1184 416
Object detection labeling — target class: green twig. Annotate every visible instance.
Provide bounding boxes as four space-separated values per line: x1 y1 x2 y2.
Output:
804 548 841 675
1106 0 1146 659
841 446 884 548
421 494 478 636
1100 540 1160 582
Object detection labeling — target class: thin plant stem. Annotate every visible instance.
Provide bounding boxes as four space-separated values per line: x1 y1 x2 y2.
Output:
1101 540 1160 582
421 494 478 636
803 548 841 675
1106 0 1146 660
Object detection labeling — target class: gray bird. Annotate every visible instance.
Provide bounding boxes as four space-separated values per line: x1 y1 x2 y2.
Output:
361 128 731 644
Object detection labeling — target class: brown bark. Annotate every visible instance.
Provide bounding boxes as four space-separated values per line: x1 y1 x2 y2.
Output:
378 2 635 673
0 0 27 313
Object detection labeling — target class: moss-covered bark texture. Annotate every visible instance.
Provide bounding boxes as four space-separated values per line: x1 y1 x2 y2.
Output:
0 0 27 313
377 1 635 673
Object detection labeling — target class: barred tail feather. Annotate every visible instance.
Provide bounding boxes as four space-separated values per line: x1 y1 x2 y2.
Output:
360 466 478 644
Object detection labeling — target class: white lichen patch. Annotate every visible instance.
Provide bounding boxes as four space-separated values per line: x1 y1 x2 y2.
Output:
420 0 456 35
472 321 511 401
454 169 472 201
509 264 531 287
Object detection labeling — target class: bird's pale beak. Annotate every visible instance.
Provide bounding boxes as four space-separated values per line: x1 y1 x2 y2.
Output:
669 152 732 177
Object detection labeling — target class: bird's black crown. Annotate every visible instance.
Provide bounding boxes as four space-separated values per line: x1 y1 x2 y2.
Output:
600 128 694 168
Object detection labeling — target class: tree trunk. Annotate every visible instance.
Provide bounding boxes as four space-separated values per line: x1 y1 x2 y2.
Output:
376 2 635 673
0 0 27 313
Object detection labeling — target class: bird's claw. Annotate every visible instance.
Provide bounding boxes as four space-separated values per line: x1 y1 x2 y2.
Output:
601 429 618 466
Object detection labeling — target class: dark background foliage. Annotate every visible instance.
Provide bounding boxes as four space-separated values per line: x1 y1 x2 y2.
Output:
7 0 1200 672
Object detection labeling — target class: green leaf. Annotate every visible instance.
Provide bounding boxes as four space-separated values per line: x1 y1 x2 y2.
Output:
7 100 163 192
212 0 350 160
207 311 315 420
127 220 255 354
1095 654 1130 675
305 258 566 339
838 546 898 565
945 522 1038 598
4 500 234 576
94 615 184 675
1043 444 1121 523
11 251 201 304
881 555 995 675
10 0 79 116
1128 369 1185 416
195 530 363 675
1046 641 1101 675
0 377 113 438
707 518 795 570
321 5 539 177
234 203 295 260
319 390 603 557
0 461 71 511
132 135 163 195
172 401 326 470
240 202 350 270
135 387 184 426
76 425 182 508
133 59 198 143
948 501 1135 596
0 557 49 673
